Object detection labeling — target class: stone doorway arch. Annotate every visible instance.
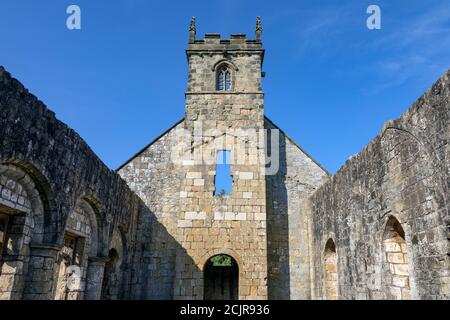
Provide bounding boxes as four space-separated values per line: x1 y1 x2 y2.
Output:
203 254 239 300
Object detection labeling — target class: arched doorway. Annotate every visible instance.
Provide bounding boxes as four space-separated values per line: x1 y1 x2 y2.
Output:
204 254 238 300
383 216 411 300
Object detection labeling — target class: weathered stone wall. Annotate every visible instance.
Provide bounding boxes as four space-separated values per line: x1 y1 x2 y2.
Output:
0 66 148 300
264 118 329 299
308 70 449 300
117 121 185 299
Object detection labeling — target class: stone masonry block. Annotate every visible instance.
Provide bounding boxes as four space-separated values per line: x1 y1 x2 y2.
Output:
193 179 205 186
186 172 202 179
239 172 254 180
177 220 193 228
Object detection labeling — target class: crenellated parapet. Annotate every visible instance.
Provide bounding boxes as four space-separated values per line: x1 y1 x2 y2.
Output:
187 17 264 62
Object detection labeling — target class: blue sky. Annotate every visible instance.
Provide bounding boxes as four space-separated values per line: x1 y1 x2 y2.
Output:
1 0 449 173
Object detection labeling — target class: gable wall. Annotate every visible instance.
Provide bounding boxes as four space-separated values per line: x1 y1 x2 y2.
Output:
118 121 185 299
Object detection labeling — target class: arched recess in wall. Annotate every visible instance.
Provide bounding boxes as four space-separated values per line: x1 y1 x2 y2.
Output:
0 162 49 300
53 197 99 300
323 238 338 300
101 226 125 300
382 216 411 300
1 160 55 243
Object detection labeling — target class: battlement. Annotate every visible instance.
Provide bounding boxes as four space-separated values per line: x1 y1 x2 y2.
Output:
187 17 263 52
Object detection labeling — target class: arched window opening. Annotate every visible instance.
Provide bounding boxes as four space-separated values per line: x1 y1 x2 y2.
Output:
383 216 411 300
324 239 338 300
204 254 238 300
216 65 232 91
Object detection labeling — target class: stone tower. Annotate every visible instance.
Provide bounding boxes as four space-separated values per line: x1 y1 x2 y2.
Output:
173 17 268 299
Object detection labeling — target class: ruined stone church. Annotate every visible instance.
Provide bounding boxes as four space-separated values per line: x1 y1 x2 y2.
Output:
0 18 448 300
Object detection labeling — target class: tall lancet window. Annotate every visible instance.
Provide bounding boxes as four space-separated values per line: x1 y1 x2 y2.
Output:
216 65 232 91
214 150 232 196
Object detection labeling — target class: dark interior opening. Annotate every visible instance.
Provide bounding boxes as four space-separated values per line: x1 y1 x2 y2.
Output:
204 254 238 300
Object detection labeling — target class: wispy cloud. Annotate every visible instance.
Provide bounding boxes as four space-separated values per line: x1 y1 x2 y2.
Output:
269 1 450 92
271 3 357 59
374 3 450 48
363 2 450 94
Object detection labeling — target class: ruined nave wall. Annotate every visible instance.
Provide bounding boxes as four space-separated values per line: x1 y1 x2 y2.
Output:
308 70 449 300
0 66 149 300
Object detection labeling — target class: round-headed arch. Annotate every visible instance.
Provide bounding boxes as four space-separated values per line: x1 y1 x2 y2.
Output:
203 252 239 300
382 215 412 300
323 238 338 300
198 248 243 273
0 160 55 244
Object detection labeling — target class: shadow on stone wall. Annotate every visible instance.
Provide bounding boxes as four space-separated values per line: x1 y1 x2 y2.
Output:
265 126 290 299
128 205 200 299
